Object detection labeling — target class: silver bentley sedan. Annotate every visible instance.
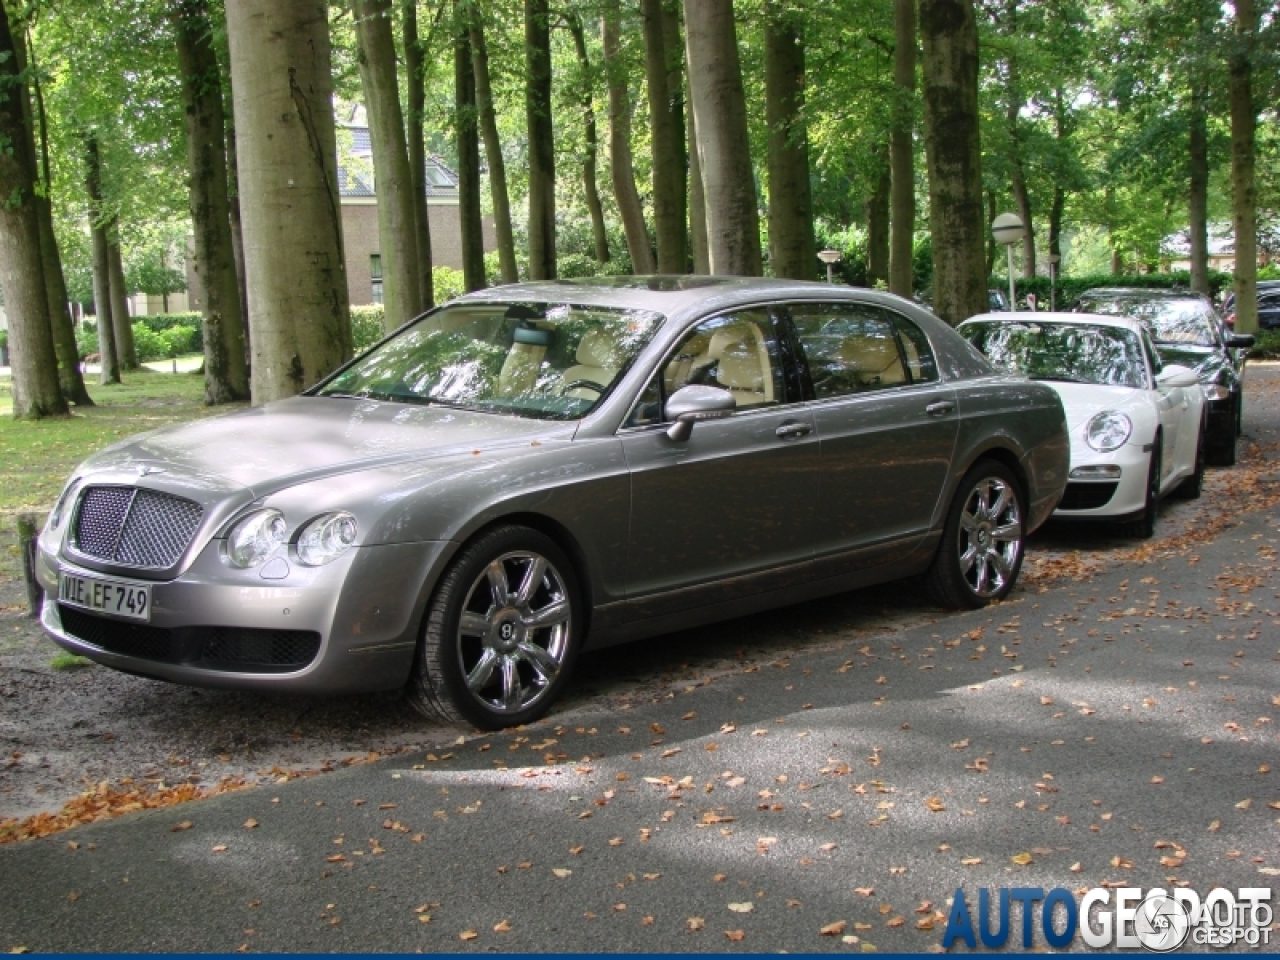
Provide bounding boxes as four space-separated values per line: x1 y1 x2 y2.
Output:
36 278 1068 729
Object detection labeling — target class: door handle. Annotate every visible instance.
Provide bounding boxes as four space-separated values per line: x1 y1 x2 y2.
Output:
925 400 955 417
775 421 812 440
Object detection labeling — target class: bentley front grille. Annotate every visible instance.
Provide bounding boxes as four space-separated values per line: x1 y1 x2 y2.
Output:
74 485 204 569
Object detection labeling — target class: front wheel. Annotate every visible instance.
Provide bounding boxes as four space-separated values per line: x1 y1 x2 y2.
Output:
926 460 1026 609
1120 442 1161 539
406 526 581 730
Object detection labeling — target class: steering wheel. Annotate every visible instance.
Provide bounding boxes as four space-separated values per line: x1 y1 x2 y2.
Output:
561 379 607 397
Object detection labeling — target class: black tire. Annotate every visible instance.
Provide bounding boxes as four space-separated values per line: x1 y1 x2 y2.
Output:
1236 392 1244 437
1207 396 1240 466
406 525 582 730
1120 441 1161 539
925 459 1026 610
1172 418 1205 500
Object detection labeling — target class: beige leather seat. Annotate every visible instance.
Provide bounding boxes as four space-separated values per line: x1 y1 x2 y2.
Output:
562 328 623 398
701 323 774 407
497 341 547 397
839 334 905 389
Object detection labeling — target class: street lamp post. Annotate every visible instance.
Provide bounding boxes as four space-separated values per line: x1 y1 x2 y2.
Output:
817 249 842 284
1048 252 1061 312
991 213 1025 309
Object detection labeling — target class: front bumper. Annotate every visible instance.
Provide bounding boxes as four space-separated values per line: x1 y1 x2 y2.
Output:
36 532 456 694
1052 442 1150 519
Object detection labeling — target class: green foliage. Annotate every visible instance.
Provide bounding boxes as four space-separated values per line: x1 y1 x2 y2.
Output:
1248 330 1280 360
350 305 385 352
0 329 7 351
76 322 97 359
50 651 93 670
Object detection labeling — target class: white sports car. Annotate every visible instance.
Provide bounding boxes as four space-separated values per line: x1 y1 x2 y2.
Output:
958 313 1205 538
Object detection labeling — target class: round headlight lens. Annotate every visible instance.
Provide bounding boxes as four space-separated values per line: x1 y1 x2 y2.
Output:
226 509 287 568
1085 411 1132 452
296 512 358 566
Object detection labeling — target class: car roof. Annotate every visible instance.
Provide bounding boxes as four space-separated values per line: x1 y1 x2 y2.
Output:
961 310 1147 334
1074 286 1207 302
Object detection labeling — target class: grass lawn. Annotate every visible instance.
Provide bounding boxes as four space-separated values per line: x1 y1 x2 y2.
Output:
0 361 245 518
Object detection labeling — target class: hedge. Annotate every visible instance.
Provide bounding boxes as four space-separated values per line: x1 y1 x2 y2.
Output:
989 269 1235 309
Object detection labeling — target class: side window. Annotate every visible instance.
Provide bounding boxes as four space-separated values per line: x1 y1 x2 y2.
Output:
885 310 940 384
789 302 906 399
624 310 784 426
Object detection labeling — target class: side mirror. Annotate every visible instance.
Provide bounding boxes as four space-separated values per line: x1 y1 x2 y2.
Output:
664 385 735 441
1226 333 1255 349
1156 364 1200 390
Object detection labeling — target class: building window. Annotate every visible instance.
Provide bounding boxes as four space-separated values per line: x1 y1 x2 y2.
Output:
370 254 383 305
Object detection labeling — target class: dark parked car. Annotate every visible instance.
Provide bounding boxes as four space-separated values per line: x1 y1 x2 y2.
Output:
36 278 1069 729
1072 287 1253 465
1223 279 1280 323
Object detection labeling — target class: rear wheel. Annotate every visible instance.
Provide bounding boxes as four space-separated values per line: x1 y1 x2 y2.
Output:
406 525 581 730
1120 441 1161 538
1208 398 1239 466
926 460 1025 609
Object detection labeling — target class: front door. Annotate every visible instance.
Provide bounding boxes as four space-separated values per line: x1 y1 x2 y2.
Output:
620 309 820 615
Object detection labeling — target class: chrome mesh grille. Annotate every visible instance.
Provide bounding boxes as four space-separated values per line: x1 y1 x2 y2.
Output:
74 486 204 568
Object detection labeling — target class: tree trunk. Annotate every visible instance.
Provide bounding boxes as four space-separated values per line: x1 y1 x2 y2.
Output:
454 7 485 292
1048 185 1064 275
469 5 517 283
106 235 137 368
1188 79 1210 296
687 87 710 274
223 65 250 331
566 13 610 264
661 0 687 269
888 0 916 297
525 0 556 280
0 1 66 419
172 0 250 404
1228 0 1257 333
18 25 91 405
225 0 352 403
84 136 120 385
985 189 997 276
764 8 815 281
602 0 654 274
1003 0 1034 278
403 0 435 306
919 0 986 325
641 0 686 272
866 157 891 287
353 0 422 328
683 0 761 276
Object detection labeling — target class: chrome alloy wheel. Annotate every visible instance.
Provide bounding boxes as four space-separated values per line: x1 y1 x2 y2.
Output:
456 552 572 715
957 477 1022 599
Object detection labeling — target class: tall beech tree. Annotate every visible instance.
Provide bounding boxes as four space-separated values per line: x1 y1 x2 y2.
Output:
889 0 916 297
1228 0 1258 333
171 0 249 404
684 0 761 276
469 4 517 283
106 236 138 368
920 0 986 325
764 5 816 280
353 0 422 328
454 8 485 291
226 0 351 402
525 0 556 279
602 0 653 273
17 23 90 405
402 0 434 307
686 87 709 273
83 135 120 385
566 11 611 264
0 0 66 419
641 0 686 272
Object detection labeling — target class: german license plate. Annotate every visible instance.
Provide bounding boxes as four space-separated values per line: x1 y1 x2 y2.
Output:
58 573 151 622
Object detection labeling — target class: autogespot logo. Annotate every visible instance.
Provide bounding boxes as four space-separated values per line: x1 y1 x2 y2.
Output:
941 885 1274 951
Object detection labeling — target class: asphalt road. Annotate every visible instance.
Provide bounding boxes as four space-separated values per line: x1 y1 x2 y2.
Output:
2 374 1279 953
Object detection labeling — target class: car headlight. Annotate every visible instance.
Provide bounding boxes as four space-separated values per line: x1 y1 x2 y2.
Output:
295 512 358 566
48 479 79 531
1085 411 1132 452
1202 384 1231 401
226 509 287 568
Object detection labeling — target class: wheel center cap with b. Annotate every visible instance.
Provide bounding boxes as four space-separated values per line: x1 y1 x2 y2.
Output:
976 523 991 547
493 614 523 652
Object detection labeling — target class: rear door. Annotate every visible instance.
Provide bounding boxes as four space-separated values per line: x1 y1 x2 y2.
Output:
620 308 820 614
786 301 959 573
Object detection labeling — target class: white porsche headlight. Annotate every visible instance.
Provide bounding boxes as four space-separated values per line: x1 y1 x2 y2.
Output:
295 512 358 566
226 509 287 568
1085 411 1132 452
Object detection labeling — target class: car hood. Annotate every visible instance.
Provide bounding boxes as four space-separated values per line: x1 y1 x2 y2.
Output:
76 396 575 497
1037 382 1149 432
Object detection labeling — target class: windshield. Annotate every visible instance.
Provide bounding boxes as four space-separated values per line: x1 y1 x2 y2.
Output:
1074 295 1217 347
316 302 664 420
960 321 1148 389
